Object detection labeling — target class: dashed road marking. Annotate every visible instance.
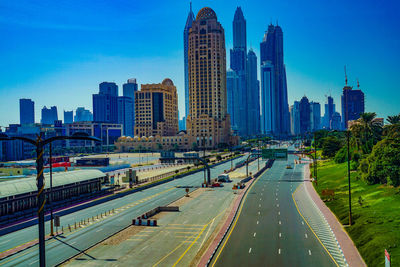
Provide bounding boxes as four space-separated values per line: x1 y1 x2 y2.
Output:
278 248 281 254
249 248 252 253
278 211 280 215
302 221 304 225
258 211 260 215
308 249 312 256
257 221 259 225
279 221 281 225
279 233 282 238
305 233 308 238
253 232 256 237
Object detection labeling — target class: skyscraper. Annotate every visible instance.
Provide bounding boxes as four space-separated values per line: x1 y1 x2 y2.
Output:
341 79 365 129
246 49 260 135
260 61 275 135
290 101 300 135
184 2 195 121
93 82 118 123
322 95 335 129
64 110 73 124
310 101 321 131
187 7 231 148
226 69 239 132
118 96 133 136
230 7 248 136
134 79 178 137
41 106 58 125
299 96 311 134
260 24 290 136
123 78 138 134
19 99 34 125
74 107 93 122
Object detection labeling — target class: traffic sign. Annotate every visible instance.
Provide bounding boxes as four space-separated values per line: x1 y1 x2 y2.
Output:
385 249 391 267
262 148 288 160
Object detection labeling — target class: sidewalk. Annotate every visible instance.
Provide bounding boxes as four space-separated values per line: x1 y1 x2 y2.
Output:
304 164 366 267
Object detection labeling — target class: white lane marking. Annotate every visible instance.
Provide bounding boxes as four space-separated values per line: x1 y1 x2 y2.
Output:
260 198 262 201
277 204 279 208
279 232 282 238
278 248 281 254
308 249 312 256
249 247 252 253
261 193 263 196
29 259 39 265
305 233 308 238
96 228 103 232
278 211 280 215
253 232 256 237
302 221 304 225
279 221 281 225
276 198 278 201
71 241 76 245
257 221 259 225
0 239 10 245
258 211 260 215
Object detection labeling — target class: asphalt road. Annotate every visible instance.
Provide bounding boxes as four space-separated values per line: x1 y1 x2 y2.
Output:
0 156 245 267
211 155 339 267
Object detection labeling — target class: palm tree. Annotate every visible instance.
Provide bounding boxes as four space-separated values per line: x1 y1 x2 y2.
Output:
350 112 382 154
384 113 400 138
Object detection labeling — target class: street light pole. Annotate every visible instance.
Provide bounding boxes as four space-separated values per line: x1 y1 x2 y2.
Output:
0 132 100 267
347 130 352 225
49 143 54 236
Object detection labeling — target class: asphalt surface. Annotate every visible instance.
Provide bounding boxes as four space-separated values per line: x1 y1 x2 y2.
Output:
0 157 245 267
211 155 339 267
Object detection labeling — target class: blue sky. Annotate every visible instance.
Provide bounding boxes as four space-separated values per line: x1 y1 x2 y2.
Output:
0 0 399 126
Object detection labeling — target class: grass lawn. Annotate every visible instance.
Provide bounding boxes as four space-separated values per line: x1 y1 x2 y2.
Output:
314 159 400 267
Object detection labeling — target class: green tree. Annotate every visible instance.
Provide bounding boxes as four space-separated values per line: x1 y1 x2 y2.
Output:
383 113 400 139
321 136 343 158
359 138 400 186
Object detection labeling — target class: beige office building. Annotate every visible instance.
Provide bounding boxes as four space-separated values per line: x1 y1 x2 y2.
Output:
186 7 232 148
134 78 179 137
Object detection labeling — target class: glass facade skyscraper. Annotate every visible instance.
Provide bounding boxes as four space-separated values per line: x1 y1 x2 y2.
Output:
93 82 118 123
246 49 260 135
260 24 290 136
230 7 248 136
341 84 365 129
299 96 311 134
19 98 34 125
123 78 138 135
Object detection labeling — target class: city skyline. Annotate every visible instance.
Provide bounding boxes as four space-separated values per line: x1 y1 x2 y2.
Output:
0 0 399 127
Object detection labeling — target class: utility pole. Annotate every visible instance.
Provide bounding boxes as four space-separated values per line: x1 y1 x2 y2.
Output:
49 143 54 236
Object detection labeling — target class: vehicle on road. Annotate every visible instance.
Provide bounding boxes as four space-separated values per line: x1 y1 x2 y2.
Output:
217 173 231 183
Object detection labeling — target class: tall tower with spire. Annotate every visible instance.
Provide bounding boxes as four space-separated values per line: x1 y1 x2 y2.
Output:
183 2 195 125
230 7 248 136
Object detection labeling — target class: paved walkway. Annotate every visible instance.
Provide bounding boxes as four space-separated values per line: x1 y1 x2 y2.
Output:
303 164 366 267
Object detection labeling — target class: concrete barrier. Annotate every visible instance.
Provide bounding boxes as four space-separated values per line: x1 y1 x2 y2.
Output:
132 219 157 226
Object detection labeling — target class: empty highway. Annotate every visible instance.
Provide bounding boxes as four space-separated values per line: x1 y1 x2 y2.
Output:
211 154 343 267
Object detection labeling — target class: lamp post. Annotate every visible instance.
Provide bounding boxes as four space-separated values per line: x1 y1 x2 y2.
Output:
0 132 100 267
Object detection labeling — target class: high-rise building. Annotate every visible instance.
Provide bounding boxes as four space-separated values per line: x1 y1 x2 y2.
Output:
93 82 118 123
331 111 342 130
341 80 365 129
230 7 248 136
260 24 290 136
41 106 58 125
187 7 231 148
64 110 73 124
118 96 133 136
310 101 321 131
260 61 275 135
322 95 335 129
123 78 138 134
299 96 311 134
74 107 93 122
226 69 239 132
19 99 35 125
290 101 300 135
246 49 260 135
134 79 178 137
184 2 195 121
